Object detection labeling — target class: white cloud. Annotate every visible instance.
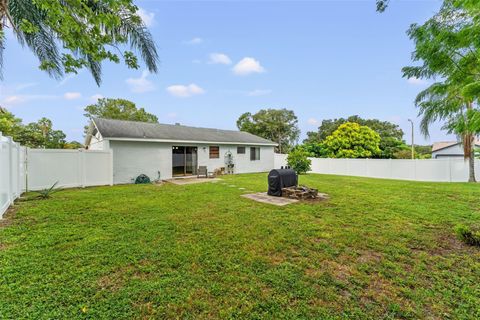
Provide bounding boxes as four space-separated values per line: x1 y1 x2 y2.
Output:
247 89 272 97
90 94 104 102
166 83 205 98
138 8 155 27
184 37 203 45
3 95 26 105
307 118 319 125
407 77 428 86
208 53 232 65
1 94 59 106
64 92 82 100
15 83 38 91
126 70 155 93
56 73 79 87
167 112 178 118
232 57 265 76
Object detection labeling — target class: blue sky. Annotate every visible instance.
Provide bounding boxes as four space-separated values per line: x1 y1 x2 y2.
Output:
1 0 446 144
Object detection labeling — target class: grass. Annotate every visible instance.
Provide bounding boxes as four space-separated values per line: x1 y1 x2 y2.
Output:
1 173 479 319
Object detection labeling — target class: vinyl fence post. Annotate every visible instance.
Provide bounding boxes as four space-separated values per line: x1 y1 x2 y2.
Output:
109 149 114 186
448 157 452 182
7 136 14 205
80 149 86 188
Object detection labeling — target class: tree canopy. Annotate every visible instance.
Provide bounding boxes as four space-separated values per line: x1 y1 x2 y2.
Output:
84 98 158 132
304 115 404 158
324 122 381 158
236 108 300 153
403 0 480 181
1 0 158 85
1 109 77 148
0 106 22 137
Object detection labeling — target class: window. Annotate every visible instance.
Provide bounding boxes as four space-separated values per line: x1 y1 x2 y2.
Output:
209 146 220 159
237 146 246 154
250 147 260 161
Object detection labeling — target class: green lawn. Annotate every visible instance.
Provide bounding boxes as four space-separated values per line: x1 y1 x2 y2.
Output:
1 174 479 319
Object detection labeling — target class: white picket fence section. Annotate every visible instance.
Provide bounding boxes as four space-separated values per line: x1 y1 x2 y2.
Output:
1 132 113 218
274 153 480 182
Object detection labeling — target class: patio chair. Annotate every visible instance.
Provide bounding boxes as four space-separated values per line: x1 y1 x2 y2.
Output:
197 166 208 178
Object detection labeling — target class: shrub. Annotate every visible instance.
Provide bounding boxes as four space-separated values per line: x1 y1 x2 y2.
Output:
287 149 311 174
34 181 61 199
454 224 480 247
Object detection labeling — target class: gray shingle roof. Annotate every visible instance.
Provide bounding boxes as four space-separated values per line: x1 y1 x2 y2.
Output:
92 118 276 145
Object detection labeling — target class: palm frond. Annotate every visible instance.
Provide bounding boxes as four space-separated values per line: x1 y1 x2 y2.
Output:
86 54 102 86
113 11 159 73
8 0 63 79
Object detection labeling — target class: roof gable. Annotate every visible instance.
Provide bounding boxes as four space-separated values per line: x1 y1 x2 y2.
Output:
91 118 277 146
432 139 480 152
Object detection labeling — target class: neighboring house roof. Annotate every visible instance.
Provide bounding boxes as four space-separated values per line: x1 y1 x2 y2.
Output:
432 139 480 153
87 118 277 146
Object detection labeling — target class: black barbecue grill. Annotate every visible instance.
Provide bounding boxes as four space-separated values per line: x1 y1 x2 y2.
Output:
267 169 298 196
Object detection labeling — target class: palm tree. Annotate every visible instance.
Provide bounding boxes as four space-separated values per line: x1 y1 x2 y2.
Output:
0 0 158 85
415 82 478 182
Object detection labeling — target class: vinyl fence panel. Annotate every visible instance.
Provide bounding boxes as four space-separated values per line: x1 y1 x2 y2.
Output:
0 134 23 218
27 149 113 190
274 153 480 183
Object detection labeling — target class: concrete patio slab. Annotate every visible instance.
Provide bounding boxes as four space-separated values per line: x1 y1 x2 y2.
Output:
166 178 222 185
241 192 299 206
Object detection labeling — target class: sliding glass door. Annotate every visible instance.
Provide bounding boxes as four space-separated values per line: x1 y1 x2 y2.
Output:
172 146 197 176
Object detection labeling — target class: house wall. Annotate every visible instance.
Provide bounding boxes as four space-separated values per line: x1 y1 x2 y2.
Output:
432 144 465 159
108 140 274 183
195 144 274 174
109 140 172 184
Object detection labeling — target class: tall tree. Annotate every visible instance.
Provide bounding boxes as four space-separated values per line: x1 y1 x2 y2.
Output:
0 0 158 85
324 122 381 158
16 117 67 148
0 106 22 137
304 115 404 158
236 108 300 153
403 0 480 182
1 108 79 148
84 98 158 132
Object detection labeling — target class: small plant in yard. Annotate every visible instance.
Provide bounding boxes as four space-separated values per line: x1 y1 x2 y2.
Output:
287 148 311 174
454 224 480 247
34 182 61 199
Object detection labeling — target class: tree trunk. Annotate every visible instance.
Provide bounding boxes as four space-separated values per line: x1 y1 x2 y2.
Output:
467 134 477 182
468 140 476 183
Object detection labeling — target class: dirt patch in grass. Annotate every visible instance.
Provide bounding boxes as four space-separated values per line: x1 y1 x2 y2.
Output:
97 260 155 291
410 231 478 256
268 252 287 265
360 275 415 316
356 250 383 264
0 205 20 228
430 233 476 255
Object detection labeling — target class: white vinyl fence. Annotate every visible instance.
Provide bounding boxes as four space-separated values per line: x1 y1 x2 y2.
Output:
27 149 113 190
274 154 480 182
0 134 25 218
1 132 113 218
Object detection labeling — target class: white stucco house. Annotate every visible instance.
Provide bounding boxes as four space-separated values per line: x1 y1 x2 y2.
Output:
85 118 277 184
431 139 480 159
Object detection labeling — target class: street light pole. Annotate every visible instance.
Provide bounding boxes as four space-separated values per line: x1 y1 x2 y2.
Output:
408 119 414 159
